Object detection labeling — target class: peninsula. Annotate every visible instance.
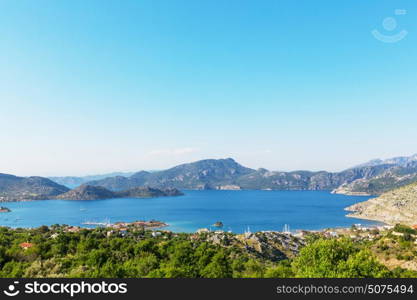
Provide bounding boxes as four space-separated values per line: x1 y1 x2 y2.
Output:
345 181 417 226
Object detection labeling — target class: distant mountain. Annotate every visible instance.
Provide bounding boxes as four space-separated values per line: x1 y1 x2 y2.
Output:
333 160 417 196
234 165 391 191
352 154 417 169
55 184 183 200
84 157 403 192
345 181 417 225
49 172 135 188
0 173 70 202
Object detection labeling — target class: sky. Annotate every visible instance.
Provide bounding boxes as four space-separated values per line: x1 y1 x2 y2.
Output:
0 0 416 176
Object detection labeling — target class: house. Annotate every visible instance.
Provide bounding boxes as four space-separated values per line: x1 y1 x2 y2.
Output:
118 228 128 236
50 233 59 239
66 226 81 233
19 242 34 250
151 231 162 237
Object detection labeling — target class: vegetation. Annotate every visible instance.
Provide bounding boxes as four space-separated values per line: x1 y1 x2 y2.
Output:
0 226 415 278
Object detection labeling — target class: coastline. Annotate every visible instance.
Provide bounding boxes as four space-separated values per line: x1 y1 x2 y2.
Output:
345 212 388 225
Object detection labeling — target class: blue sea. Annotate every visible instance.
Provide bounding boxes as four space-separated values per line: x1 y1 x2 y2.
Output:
0 190 377 233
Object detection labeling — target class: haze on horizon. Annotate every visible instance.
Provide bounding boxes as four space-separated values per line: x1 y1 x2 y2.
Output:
1 0 417 177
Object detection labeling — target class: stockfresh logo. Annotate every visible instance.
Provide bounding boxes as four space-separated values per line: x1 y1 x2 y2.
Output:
3 281 128 297
3 281 20 297
372 9 408 43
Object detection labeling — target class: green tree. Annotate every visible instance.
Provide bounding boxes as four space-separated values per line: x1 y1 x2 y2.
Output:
292 238 390 278
201 250 232 278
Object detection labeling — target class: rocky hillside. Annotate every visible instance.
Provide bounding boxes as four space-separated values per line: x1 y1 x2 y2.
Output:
345 181 417 225
334 160 417 195
83 158 396 191
0 173 70 201
87 158 255 190
54 185 116 200
194 231 305 262
116 186 183 198
54 184 183 200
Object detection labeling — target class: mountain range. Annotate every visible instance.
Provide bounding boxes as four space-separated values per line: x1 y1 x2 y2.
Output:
49 172 135 188
81 156 417 194
2 154 417 201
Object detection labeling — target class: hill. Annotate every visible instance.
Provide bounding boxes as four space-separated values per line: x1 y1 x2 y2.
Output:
87 158 255 190
0 173 70 202
345 181 417 225
54 185 116 200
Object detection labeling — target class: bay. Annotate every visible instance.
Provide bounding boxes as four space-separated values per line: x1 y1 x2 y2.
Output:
0 190 377 233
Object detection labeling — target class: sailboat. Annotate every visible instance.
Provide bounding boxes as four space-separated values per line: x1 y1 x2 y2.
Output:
282 224 291 234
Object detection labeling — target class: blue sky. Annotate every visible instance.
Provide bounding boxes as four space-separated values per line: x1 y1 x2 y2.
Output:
0 0 416 176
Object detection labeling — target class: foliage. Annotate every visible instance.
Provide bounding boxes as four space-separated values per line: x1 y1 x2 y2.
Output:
0 226 415 278
291 238 391 278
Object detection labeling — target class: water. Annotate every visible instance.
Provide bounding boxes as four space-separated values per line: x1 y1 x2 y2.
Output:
0 190 378 233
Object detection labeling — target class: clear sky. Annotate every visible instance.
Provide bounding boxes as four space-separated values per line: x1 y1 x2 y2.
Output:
1 0 416 176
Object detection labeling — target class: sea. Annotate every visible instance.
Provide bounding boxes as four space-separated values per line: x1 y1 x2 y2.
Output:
0 190 378 233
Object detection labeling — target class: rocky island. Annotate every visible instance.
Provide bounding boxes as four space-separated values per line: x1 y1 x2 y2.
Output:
0 206 11 213
54 184 183 200
213 221 224 227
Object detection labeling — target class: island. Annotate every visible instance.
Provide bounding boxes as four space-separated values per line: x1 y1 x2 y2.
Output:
213 221 223 227
0 206 11 213
54 185 183 201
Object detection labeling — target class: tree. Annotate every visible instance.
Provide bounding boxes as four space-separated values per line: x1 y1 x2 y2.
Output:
292 238 390 278
265 261 294 278
201 250 232 278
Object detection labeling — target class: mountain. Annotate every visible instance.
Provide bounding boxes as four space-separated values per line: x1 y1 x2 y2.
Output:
83 157 400 192
49 172 135 188
7 154 416 200
54 184 183 200
333 161 417 195
87 158 255 190
234 165 392 191
0 173 70 202
345 181 417 225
